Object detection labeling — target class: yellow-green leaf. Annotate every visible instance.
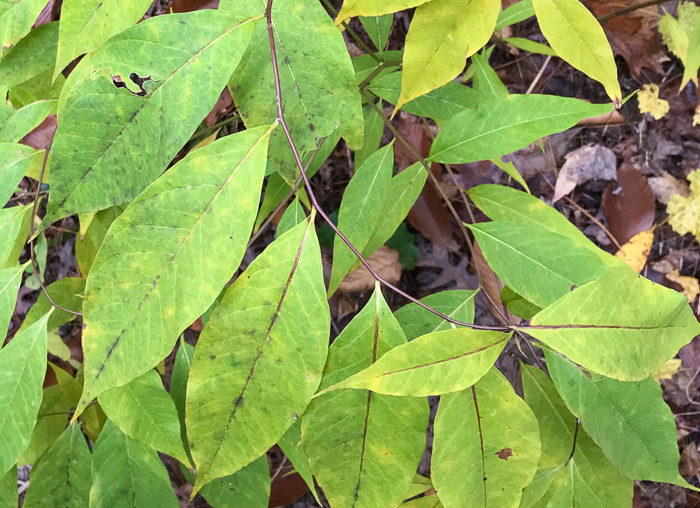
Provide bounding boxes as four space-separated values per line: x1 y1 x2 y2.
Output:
336 0 431 26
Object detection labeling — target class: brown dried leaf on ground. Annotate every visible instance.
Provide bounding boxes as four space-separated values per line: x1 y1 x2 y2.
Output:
20 114 57 150
394 113 454 250
204 87 234 127
553 144 617 202
339 245 401 293
603 157 655 245
666 270 700 303
649 172 691 204
471 241 516 325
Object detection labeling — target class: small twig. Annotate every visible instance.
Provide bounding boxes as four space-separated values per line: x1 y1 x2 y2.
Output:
526 55 552 95
29 144 82 317
318 0 384 63
597 0 667 24
270 456 289 483
265 0 509 333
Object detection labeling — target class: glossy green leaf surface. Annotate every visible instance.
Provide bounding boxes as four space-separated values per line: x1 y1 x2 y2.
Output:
227 0 363 184
47 10 260 222
469 221 611 308
336 0 430 25
23 424 91 508
54 0 153 80
545 351 688 487
78 126 272 415
429 95 613 164
19 277 84 334
533 0 621 103
0 264 26 339
520 364 631 507
98 369 189 465
75 206 123 277
0 21 57 89
393 289 476 341
398 0 499 111
0 204 31 268
89 420 179 508
432 368 540 508
0 0 49 51
186 217 329 493
0 311 50 476
525 268 700 381
303 288 428 507
329 143 393 295
321 328 510 396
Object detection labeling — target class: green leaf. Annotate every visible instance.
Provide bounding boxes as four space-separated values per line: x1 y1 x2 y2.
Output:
495 0 534 30
0 467 16 508
336 0 431 25
328 143 394 295
0 204 32 268
430 95 613 164
369 71 475 124
54 0 153 80
0 0 49 51
520 364 632 507
354 101 384 169
490 158 530 193
0 21 57 90
278 421 320 504
504 37 557 56
0 100 56 143
75 206 123 277
23 424 91 508
19 277 84 334
393 289 476 341
533 0 621 103
360 14 393 51
432 367 541 508
186 216 329 493
170 341 194 453
0 264 27 339
500 286 540 320
77 125 273 416
98 369 190 465
471 52 508 100
545 351 690 487
353 50 402 85
523 267 700 381
276 197 306 238
9 66 65 108
469 221 611 308
319 328 511 396
46 11 261 223
397 0 500 111
227 0 363 185
196 454 270 508
302 287 428 507
0 310 50 476
89 420 179 508
681 12 700 89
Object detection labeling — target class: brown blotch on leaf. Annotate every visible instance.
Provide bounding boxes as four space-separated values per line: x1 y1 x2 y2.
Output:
495 448 513 460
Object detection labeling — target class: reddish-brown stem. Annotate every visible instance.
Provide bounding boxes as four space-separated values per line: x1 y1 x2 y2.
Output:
29 144 82 317
264 0 509 332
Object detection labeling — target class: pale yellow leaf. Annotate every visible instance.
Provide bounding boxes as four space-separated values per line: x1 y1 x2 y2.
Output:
614 230 653 274
637 84 670 120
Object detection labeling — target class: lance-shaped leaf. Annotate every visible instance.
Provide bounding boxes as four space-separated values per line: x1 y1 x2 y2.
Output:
0 311 51 476
429 95 613 164
545 351 690 488
360 14 393 51
77 125 273 417
302 287 428 507
533 0 621 104
520 365 631 507
319 328 510 397
0 264 27 339
170 341 194 452
0 204 32 268
23 424 91 508
227 0 363 185
432 367 541 508
0 21 57 90
53 0 153 80
0 0 49 51
186 216 329 494
278 421 320 504
394 289 476 341
276 197 306 238
19 277 84 334
335 0 431 25
98 369 190 465
397 0 500 111
469 221 611 309
89 420 179 508
46 10 261 223
0 100 55 143
75 206 123 277
329 143 393 295
522 267 700 381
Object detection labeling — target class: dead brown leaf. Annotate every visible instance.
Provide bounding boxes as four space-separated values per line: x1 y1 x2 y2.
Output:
204 87 234 127
339 246 401 294
20 114 57 150
649 172 691 205
472 242 516 325
666 270 700 303
164 0 220 12
553 144 617 202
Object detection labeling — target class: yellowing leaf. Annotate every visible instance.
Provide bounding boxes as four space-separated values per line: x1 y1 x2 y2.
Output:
335 0 430 26
659 9 690 62
666 269 700 302
653 358 682 382
396 0 500 112
637 84 670 120
668 169 700 239
614 230 653 273
533 0 621 105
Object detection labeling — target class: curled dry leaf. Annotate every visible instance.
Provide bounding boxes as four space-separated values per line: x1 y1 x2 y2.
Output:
338 245 401 294
553 144 617 203
666 269 700 303
648 173 691 205
614 230 653 274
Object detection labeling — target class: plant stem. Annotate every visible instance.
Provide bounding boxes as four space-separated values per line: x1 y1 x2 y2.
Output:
318 0 384 63
265 0 509 333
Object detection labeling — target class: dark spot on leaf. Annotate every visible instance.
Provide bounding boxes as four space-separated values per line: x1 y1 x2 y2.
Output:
570 285 576 291
209 355 216 360
495 448 513 460
276 358 282 364
234 395 244 407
